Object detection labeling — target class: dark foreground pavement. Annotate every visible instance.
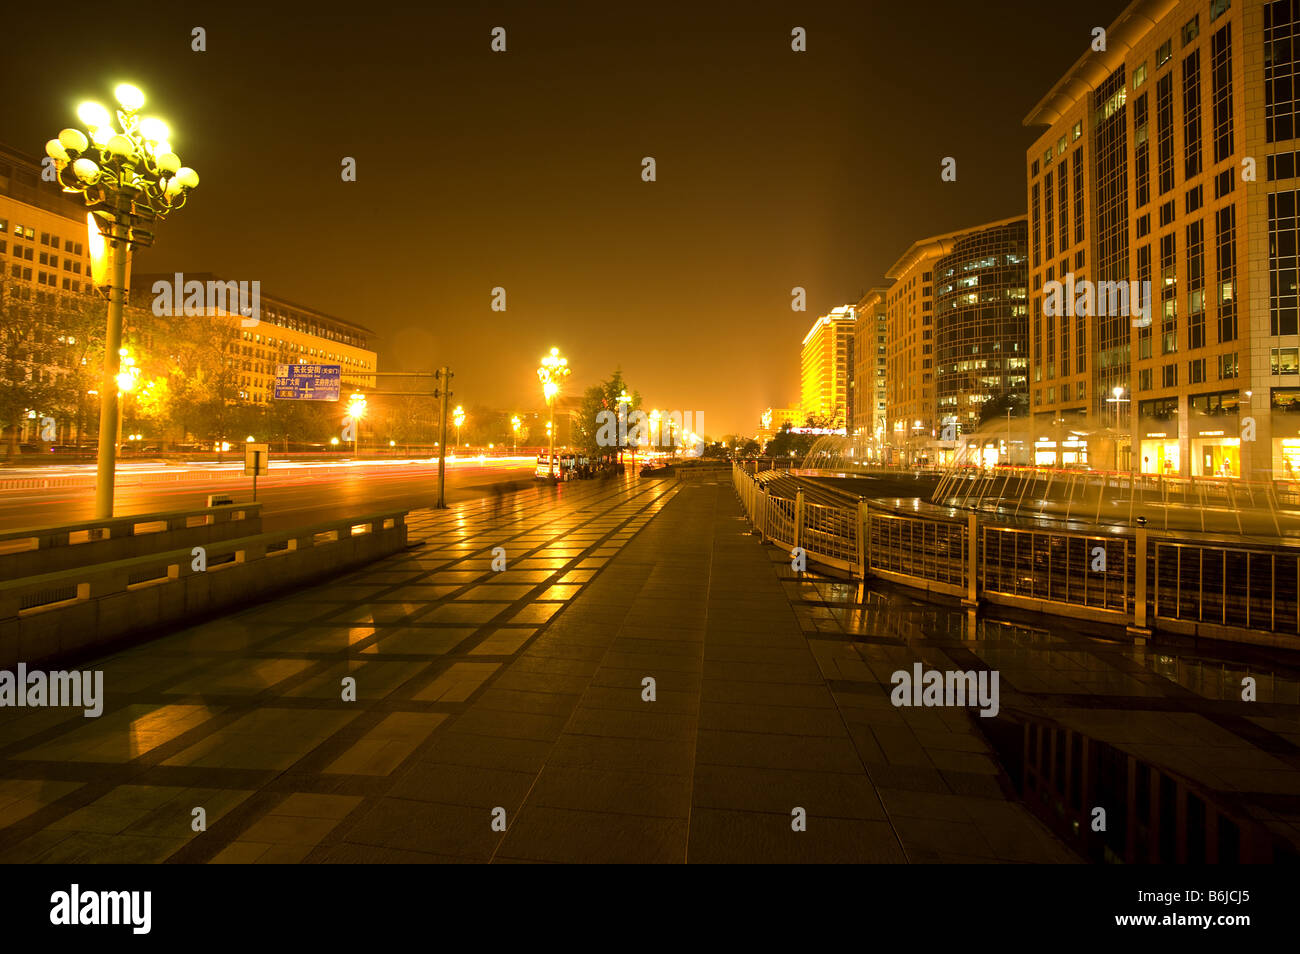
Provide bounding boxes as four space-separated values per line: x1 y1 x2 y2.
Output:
0 473 1077 862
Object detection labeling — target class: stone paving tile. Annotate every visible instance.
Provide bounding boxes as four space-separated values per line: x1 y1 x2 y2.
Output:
8 473 1288 863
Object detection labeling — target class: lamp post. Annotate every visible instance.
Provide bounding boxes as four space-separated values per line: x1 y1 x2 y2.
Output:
453 405 465 448
511 415 521 454
45 83 198 518
1105 385 1130 470
345 391 367 457
618 391 634 466
537 347 570 479
114 349 139 455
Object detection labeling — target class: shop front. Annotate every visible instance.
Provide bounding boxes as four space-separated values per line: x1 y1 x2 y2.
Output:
1033 436 1089 467
1139 433 1180 475
1190 430 1240 477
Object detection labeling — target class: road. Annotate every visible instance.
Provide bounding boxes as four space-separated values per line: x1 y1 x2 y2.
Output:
0 458 540 532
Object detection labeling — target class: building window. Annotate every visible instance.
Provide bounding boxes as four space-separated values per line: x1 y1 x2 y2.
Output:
1189 358 1206 384
1134 91 1150 208
1162 363 1178 388
1269 190 1298 335
1134 63 1148 89
1219 352 1237 378
1181 15 1199 47
1157 39 1172 67
1215 168 1235 198
1266 1 1299 143
1188 219 1206 350
1210 24 1234 164
1182 50 1203 179
1211 0 1230 22
1139 367 1153 390
1156 72 1175 194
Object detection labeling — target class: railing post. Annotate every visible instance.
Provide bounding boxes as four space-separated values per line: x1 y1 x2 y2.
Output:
794 490 804 550
857 499 869 580
964 511 979 608
1129 526 1150 643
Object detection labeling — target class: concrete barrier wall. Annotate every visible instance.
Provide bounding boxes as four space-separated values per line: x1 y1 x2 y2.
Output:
0 510 407 669
0 504 263 580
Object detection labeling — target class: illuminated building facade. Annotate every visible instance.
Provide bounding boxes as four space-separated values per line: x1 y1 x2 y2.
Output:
1024 0 1284 478
800 306 856 427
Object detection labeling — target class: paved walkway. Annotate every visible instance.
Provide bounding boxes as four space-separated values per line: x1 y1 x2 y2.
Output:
0 474 1076 862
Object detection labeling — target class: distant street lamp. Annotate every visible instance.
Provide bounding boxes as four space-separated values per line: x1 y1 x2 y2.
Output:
511 414 521 454
537 347 570 479
46 83 198 518
619 391 634 465
114 348 139 455
346 391 367 457
453 405 465 447
648 408 661 446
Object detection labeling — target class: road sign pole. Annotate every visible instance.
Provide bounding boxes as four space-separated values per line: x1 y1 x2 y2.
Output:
253 450 260 502
436 366 452 509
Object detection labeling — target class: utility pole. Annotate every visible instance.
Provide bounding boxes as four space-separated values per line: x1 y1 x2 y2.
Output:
435 366 452 509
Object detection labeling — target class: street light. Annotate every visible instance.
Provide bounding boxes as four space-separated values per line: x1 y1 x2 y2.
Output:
618 391 634 466
453 405 465 447
114 349 139 455
346 391 367 456
511 415 521 454
46 83 198 518
1105 385 1130 469
537 347 570 479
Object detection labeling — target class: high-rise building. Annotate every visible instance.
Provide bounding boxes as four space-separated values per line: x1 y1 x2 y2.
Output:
1024 0 1274 477
885 216 1025 464
934 218 1029 462
852 287 890 453
800 305 856 427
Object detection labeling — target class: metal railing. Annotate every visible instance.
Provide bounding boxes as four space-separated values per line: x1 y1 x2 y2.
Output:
732 462 1300 647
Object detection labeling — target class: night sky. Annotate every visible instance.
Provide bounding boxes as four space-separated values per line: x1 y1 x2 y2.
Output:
3 0 1127 434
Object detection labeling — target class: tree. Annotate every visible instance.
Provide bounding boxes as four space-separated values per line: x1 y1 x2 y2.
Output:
575 370 639 459
0 278 64 455
765 422 816 461
153 310 243 449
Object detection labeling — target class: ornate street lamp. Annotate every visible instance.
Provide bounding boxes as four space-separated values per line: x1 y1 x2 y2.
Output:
45 83 198 518
537 347 569 479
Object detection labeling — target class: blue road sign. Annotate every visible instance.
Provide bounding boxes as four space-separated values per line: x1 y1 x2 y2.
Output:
274 364 341 401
